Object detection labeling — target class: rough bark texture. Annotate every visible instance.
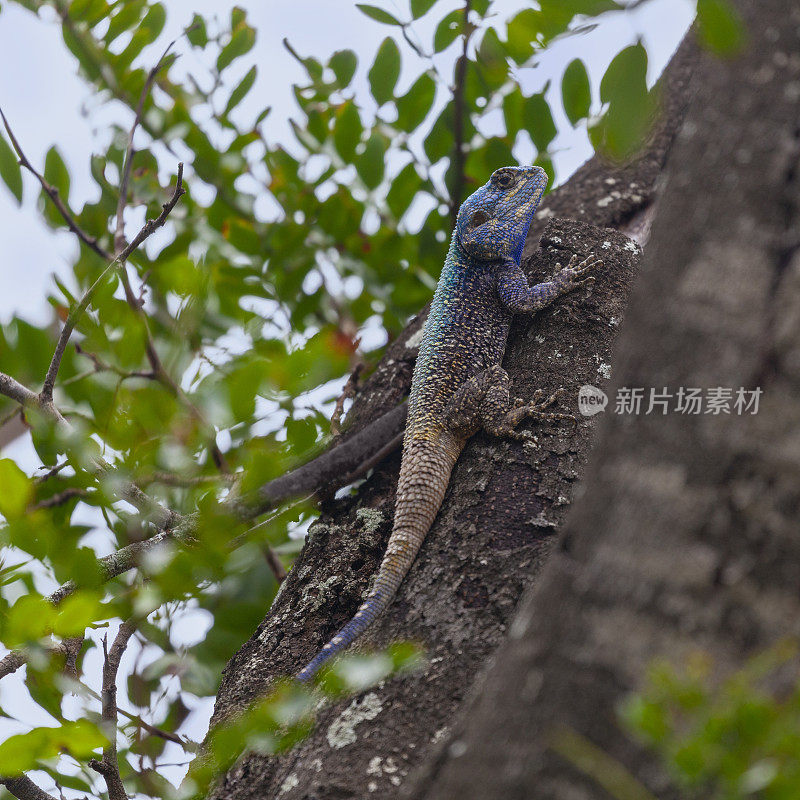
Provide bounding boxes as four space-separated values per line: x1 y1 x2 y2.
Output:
206 34 700 800
408 2 800 798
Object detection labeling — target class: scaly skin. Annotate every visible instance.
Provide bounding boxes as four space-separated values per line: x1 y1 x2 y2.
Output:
297 166 600 681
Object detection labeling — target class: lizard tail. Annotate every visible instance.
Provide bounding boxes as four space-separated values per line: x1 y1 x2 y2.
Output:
297 437 459 682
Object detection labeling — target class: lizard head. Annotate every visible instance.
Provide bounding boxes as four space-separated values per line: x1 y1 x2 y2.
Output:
455 166 548 264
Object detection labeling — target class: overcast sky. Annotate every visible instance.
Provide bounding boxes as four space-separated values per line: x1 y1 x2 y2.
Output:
0 0 694 790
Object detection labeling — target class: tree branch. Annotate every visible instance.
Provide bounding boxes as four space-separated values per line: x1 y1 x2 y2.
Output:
88 621 135 800
449 0 472 228
115 39 176 256
0 371 40 407
247 401 407 516
0 776 57 800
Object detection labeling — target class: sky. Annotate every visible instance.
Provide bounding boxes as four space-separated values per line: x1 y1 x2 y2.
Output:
0 0 695 792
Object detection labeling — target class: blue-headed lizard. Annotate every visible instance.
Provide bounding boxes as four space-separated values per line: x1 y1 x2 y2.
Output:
297 165 599 681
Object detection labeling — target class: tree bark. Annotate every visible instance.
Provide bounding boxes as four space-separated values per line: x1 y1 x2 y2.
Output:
409 1 800 798
205 34 700 800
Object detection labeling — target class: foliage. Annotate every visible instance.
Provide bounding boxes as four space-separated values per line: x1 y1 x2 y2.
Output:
0 0 743 796
187 643 423 799
622 643 800 800
555 642 800 800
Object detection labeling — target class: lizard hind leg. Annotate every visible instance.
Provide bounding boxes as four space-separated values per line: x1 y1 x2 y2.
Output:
491 387 578 442
445 365 576 444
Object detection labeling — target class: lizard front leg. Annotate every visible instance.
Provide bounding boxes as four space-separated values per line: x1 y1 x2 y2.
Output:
446 365 575 443
496 253 599 314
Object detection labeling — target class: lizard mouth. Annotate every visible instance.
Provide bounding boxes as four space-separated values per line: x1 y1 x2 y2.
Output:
506 168 548 262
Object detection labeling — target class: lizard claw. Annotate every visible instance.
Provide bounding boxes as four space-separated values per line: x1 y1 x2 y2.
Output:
554 254 602 292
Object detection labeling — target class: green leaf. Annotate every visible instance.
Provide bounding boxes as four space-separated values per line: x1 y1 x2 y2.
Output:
140 2 166 44
44 146 70 201
0 720 107 774
600 42 647 105
433 9 462 52
356 133 386 189
217 23 256 71
424 103 455 163
696 0 745 56
477 27 508 90
0 458 32 520
104 0 145 45
225 65 257 114
594 43 654 160
3 594 54 646
524 93 557 153
0 131 22 203
356 4 403 25
53 590 104 638
505 9 540 63
68 0 109 24
395 72 436 131
410 0 438 19
561 58 591 125
503 88 524 136
386 162 421 218
368 37 401 106
231 5 246 28
329 49 357 87
187 13 208 47
333 101 363 161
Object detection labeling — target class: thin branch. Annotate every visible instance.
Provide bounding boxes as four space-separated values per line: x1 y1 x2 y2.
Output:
247 401 407 516
450 0 472 228
330 363 365 436
31 487 89 510
74 342 155 381
137 470 237 488
79 679 194 748
0 106 111 261
0 775 58 800
40 162 185 403
115 39 176 255
35 461 70 483
0 371 40 407
88 621 135 800
261 544 288 583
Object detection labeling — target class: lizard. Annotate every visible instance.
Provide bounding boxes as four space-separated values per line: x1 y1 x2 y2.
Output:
297 165 599 681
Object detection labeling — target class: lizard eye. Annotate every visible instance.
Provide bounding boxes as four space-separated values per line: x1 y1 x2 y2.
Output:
492 170 516 189
469 209 489 228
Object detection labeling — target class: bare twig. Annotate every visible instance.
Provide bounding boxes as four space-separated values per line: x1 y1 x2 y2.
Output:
137 471 237 488
88 621 136 800
0 775 57 800
74 343 154 381
79 678 194 748
248 401 407 516
261 544 288 583
115 39 177 255
450 0 472 228
34 461 70 482
40 162 185 403
0 107 111 261
31 487 89 510
330 363 365 436
0 371 40 408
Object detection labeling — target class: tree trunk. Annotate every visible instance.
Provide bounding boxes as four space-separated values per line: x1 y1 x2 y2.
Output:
409 1 800 798
205 34 701 800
